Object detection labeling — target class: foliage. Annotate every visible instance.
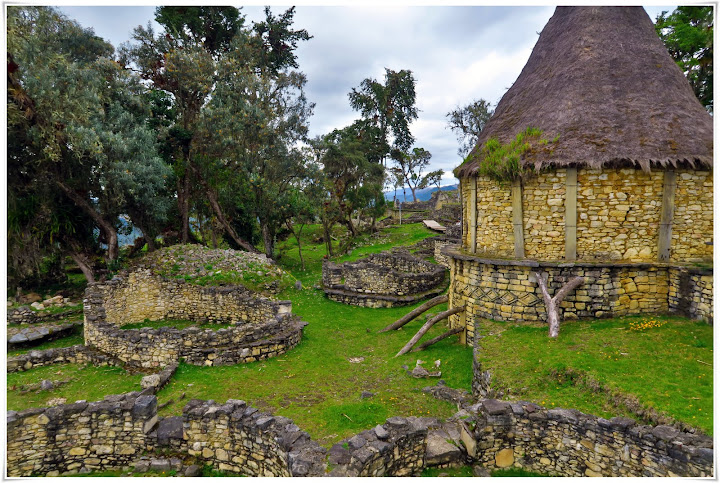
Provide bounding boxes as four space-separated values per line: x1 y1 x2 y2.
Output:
348 68 419 164
7 6 172 280
418 169 445 192
391 147 432 202
655 7 713 112
468 127 556 183
446 98 494 158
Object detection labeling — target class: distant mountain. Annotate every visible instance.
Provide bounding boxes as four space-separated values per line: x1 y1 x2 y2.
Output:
384 184 458 202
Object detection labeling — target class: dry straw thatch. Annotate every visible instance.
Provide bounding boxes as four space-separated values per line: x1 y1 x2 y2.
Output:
456 7 713 178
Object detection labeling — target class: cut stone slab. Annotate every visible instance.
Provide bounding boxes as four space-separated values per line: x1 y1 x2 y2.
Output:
425 432 463 466
495 448 515 468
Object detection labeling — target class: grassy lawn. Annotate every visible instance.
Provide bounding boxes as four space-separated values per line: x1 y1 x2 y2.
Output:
476 315 713 434
7 364 143 411
5 221 714 444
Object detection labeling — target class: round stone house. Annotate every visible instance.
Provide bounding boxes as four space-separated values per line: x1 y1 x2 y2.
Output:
446 7 713 342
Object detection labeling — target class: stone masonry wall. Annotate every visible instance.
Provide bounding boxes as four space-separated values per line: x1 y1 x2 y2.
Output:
446 248 684 333
7 345 123 373
523 170 567 260
464 168 712 263
82 269 304 368
8 394 712 477
669 267 714 323
464 399 713 477
7 392 156 477
95 269 286 326
322 252 446 308
672 170 713 262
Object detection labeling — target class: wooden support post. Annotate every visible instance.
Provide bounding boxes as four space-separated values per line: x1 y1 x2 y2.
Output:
512 178 525 258
565 167 578 261
658 170 676 262
395 306 465 357
411 327 464 352
470 177 478 253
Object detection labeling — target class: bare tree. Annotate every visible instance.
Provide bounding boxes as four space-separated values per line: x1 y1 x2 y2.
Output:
534 272 585 338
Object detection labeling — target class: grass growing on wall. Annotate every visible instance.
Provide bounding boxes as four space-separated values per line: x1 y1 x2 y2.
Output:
7 364 143 411
475 315 714 434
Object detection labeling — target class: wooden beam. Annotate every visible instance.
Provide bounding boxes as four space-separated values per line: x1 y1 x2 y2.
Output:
395 306 465 357
658 170 677 262
565 167 578 261
378 295 448 333
411 327 464 352
512 178 525 258
470 177 478 253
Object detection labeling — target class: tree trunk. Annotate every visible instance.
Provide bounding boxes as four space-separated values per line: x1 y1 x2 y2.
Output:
55 179 119 261
178 170 191 244
396 306 465 357
69 251 95 283
411 326 464 352
261 223 274 259
190 166 259 253
379 294 449 332
534 272 585 338
322 219 334 257
286 220 306 271
411 187 417 202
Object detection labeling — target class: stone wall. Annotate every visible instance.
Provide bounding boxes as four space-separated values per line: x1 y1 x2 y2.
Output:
444 246 712 330
92 269 287 326
8 393 712 477
7 392 156 477
82 269 305 368
322 252 447 308
464 398 712 477
669 267 714 323
463 168 713 263
7 345 123 373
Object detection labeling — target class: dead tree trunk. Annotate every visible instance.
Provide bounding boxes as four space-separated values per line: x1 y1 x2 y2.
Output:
411 326 464 352
534 272 585 338
379 295 449 333
396 306 464 357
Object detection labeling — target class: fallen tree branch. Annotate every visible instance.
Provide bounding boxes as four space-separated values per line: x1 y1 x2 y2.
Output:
379 295 449 333
411 326 464 352
396 306 464 357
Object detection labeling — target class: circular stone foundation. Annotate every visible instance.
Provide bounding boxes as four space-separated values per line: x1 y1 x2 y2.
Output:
321 252 447 308
83 269 306 368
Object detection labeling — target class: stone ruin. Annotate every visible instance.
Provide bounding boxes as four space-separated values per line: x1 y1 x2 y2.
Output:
7 389 713 477
82 268 306 368
322 252 447 308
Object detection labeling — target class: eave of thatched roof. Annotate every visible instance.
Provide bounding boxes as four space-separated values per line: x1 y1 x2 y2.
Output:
456 7 713 178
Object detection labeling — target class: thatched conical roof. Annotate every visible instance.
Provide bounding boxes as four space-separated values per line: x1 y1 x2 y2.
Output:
456 7 713 178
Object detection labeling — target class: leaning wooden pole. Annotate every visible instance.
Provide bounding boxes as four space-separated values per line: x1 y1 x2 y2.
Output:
379 295 449 333
411 326 464 353
395 306 464 357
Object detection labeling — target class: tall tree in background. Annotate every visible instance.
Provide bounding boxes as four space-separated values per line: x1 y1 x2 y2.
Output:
348 68 418 166
655 6 713 112
391 147 432 202
446 98 494 158
122 7 244 244
8 6 171 282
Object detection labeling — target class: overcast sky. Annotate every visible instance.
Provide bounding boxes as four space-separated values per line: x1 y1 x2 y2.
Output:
57 4 674 185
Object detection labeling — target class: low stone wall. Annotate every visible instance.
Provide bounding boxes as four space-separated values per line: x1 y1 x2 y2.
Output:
322 252 447 308
7 345 124 373
88 269 288 326
7 392 157 477
7 393 713 477
669 266 713 323
464 399 713 477
84 317 306 368
445 246 713 336
83 269 305 368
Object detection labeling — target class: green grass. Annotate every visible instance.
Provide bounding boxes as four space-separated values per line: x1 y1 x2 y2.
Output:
476 315 713 434
7 364 143 411
7 328 85 357
421 466 475 477
119 319 232 331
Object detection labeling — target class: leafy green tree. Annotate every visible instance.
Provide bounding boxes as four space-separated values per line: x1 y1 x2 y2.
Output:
391 147 432 202
420 169 445 193
348 68 418 165
446 98 494 158
655 7 713 111
8 6 171 281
